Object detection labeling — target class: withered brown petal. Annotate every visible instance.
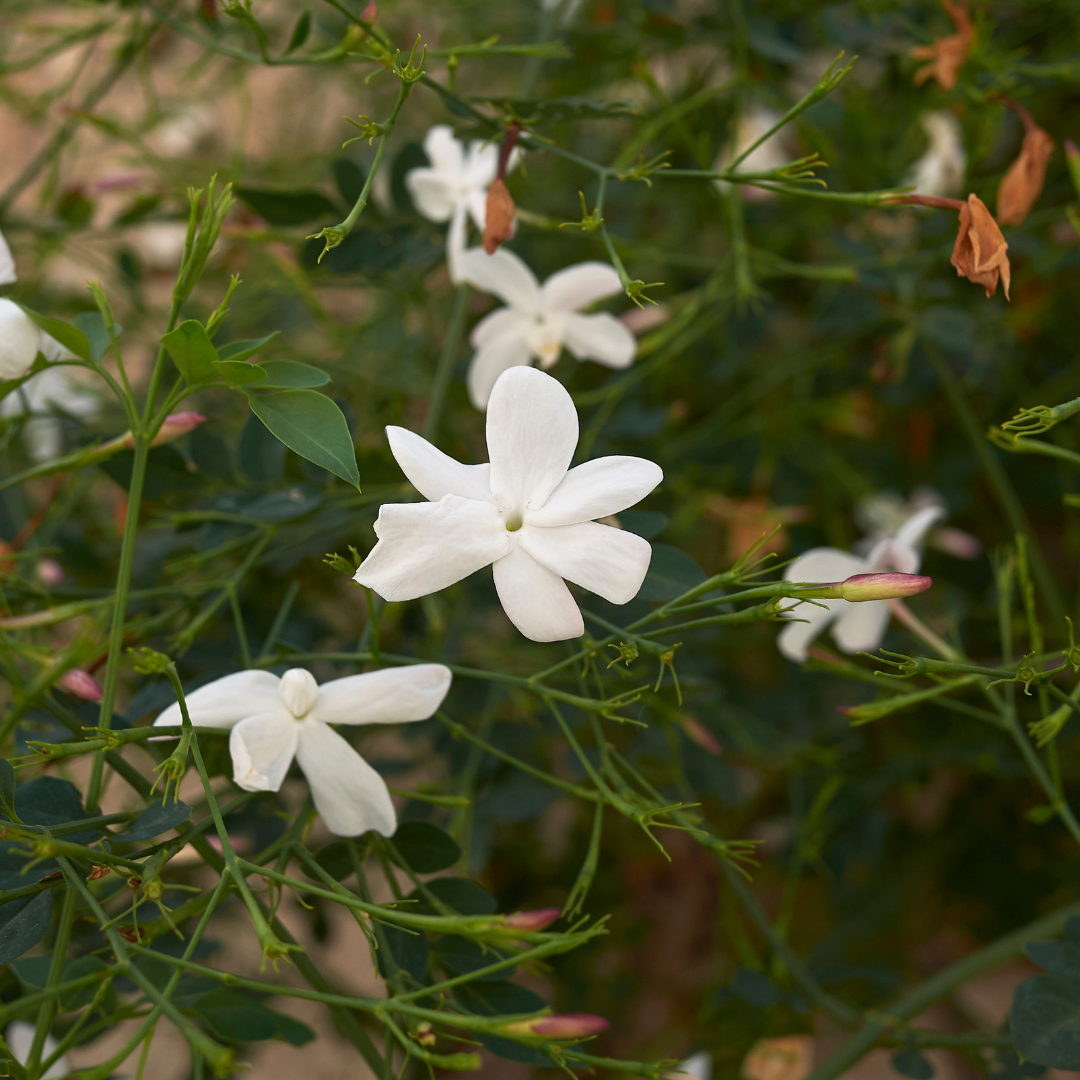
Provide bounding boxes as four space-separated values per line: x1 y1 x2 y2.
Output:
997 126 1055 226
909 0 974 91
482 179 515 255
950 194 1010 300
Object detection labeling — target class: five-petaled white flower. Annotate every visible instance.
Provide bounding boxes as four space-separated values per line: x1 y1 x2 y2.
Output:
153 665 452 837
355 365 663 642
458 246 636 409
777 505 944 662
6 1021 69 1079
1 367 99 461
405 125 516 284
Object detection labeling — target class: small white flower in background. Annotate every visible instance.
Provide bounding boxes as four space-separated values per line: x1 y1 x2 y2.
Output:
665 1051 712 1080
855 487 981 561
153 665 452 837
405 125 518 284
777 505 944 663
714 105 793 202
0 227 15 285
903 111 966 199
458 246 636 409
0 299 77 381
355 366 663 642
1 367 99 461
6 1020 69 1079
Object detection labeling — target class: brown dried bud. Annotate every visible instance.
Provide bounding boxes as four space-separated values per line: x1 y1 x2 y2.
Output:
997 108 1054 225
951 194 1010 300
482 179 515 255
118 925 140 942
910 1 975 91
88 865 111 881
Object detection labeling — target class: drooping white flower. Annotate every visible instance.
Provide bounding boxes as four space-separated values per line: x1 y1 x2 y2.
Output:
854 487 981 561
355 366 663 642
152 665 452 837
405 126 517 283
1 367 99 461
714 105 793 202
0 227 15 286
6 1021 70 1079
903 111 966 198
0 299 76 382
777 505 944 662
458 247 636 409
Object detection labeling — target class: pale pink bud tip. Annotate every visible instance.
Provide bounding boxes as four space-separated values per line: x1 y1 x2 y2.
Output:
505 908 560 932
1066 140 1079 161
360 1 377 21
151 412 207 446
503 1014 610 1039
36 558 64 585
839 572 932 601
59 670 103 701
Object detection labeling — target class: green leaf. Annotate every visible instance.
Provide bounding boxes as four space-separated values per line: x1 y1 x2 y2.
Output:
333 158 366 206
217 332 279 364
0 757 16 822
248 361 330 390
637 544 707 601
20 307 91 361
120 798 191 841
0 891 53 966
13 955 115 1012
383 924 429 982
1012 972 1080 1069
1027 939 1080 977
72 312 121 363
891 1050 935 1079
16 776 98 841
408 877 496 916
192 988 314 1044
245 389 359 488
455 980 546 1017
215 360 268 387
390 821 461 873
310 840 353 881
284 8 311 52
162 320 219 382
477 1035 555 1067
236 187 340 226
432 935 513 981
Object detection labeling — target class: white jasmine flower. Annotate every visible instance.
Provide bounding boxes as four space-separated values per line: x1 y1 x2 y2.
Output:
0 227 15 285
855 488 981 561
6 1021 69 1079
459 247 636 409
0 299 76 381
405 125 517 283
778 506 943 662
904 111 966 198
714 105 793 202
1 367 99 461
355 366 662 642
152 665 452 837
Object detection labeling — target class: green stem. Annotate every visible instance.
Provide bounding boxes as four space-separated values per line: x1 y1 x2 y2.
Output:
423 283 471 444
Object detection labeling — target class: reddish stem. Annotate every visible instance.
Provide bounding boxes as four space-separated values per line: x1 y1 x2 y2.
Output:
885 194 966 211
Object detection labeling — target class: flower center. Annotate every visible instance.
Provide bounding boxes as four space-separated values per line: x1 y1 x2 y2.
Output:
280 668 319 719
504 511 524 532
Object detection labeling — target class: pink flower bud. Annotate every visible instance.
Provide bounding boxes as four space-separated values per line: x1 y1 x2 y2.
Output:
504 908 560 932
1067 139 1080 163
838 572 932 601
360 2 377 22
36 558 64 585
501 1013 610 1040
59 669 103 701
679 716 722 756
150 412 207 447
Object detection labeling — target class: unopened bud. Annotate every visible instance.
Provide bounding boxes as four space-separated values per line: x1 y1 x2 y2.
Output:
36 558 64 585
504 908 560 932
151 411 207 447
482 179 515 255
360 1 377 21
678 715 722 756
501 1013 610 1040
794 572 931 603
59 669 104 701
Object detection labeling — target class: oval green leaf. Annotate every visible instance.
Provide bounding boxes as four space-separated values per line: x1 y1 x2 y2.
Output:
245 389 359 489
20 307 91 361
120 798 191 841
0 891 54 966
217 332 279 364
248 361 330 390
215 360 268 387
390 821 462 873
162 320 219 382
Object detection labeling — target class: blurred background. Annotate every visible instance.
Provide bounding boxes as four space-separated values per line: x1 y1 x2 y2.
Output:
2 1 1080 1077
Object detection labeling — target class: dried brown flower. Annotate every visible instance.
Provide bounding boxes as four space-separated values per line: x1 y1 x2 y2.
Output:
482 178 515 254
997 104 1054 225
951 194 1010 299
742 1036 814 1080
910 1 975 91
